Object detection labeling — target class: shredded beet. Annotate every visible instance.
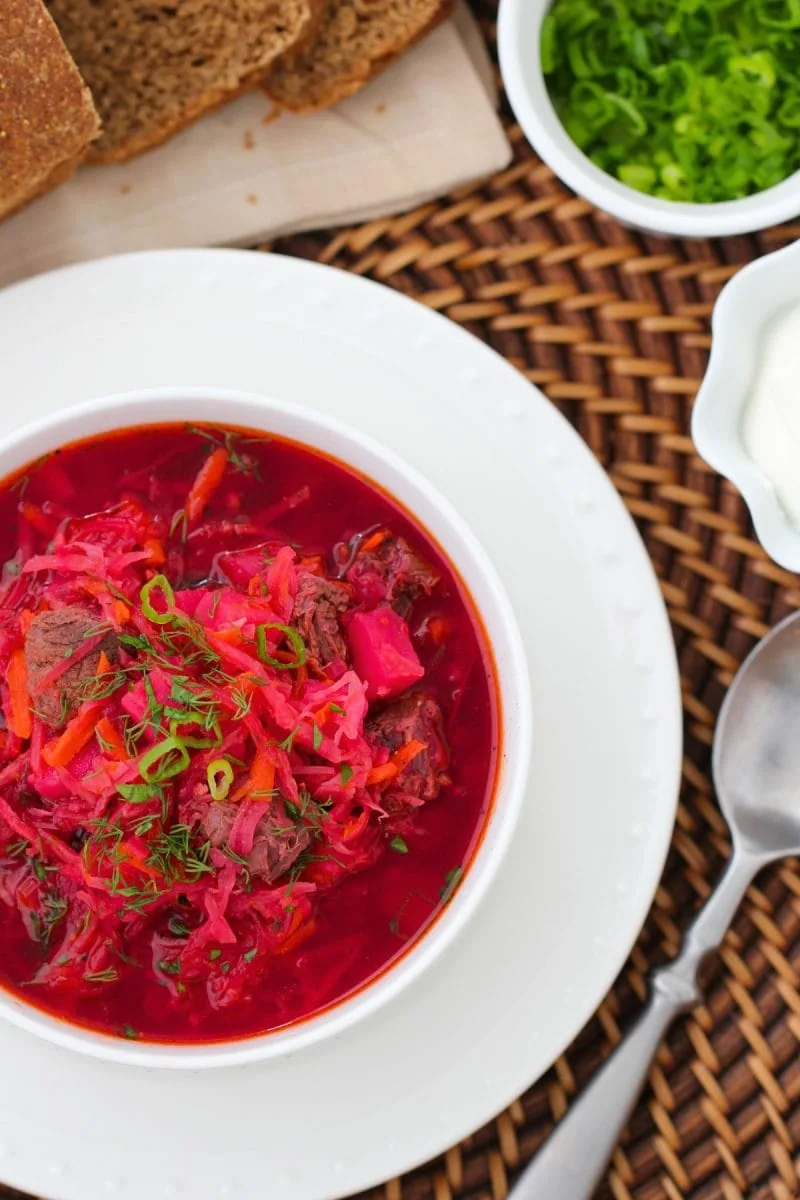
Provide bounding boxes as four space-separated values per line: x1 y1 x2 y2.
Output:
0 424 496 1042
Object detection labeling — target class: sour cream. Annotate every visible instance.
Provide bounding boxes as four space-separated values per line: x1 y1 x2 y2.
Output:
742 303 800 528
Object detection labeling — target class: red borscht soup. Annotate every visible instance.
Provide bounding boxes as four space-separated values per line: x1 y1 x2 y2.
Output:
0 424 497 1043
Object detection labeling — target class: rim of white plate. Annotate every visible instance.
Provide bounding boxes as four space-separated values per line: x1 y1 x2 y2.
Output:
0 386 532 1069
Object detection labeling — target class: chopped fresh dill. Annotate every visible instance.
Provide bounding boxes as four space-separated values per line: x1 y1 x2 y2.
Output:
84 967 119 984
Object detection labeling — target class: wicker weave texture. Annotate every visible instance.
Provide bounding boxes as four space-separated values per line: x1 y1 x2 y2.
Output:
2 4 800 1199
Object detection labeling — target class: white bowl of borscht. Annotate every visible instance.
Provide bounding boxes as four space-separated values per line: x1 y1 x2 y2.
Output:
0 388 531 1068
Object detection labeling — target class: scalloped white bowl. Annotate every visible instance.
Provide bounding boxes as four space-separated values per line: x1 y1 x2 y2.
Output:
498 0 800 238
693 238 800 570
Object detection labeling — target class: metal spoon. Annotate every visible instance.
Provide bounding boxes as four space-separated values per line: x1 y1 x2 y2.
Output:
510 609 800 1200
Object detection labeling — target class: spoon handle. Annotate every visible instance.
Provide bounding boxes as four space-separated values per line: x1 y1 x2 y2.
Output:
509 849 760 1200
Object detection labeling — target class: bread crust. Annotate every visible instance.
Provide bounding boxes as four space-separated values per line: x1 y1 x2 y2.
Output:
0 145 86 222
264 0 455 114
0 0 99 218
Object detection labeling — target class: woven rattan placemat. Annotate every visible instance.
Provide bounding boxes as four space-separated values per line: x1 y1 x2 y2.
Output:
3 4 800 1199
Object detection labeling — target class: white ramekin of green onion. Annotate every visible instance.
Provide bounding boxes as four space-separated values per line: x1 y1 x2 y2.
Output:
498 0 800 238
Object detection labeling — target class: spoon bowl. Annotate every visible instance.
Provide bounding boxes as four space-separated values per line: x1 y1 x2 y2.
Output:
714 610 800 857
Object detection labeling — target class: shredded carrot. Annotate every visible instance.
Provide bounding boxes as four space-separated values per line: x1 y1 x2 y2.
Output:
95 716 127 761
7 649 32 740
213 628 245 646
390 738 427 773
82 578 130 625
298 555 326 573
232 748 275 802
115 844 160 878
360 530 387 554
274 912 316 956
80 579 103 603
96 651 112 677
342 809 370 842
19 609 36 635
366 762 397 786
144 538 166 566
186 447 228 523
366 739 427 786
291 664 309 699
271 647 300 663
42 703 103 768
427 616 449 646
18 501 57 537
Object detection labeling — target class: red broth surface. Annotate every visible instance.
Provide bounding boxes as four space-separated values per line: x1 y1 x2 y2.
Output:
0 424 497 1042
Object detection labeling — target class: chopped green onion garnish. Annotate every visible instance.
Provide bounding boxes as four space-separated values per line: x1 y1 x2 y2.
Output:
207 758 234 801
139 735 190 784
169 717 223 750
440 866 463 904
140 574 176 625
541 0 800 204
255 622 307 671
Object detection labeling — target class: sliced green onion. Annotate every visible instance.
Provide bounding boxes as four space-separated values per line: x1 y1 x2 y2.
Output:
140 574 176 625
139 736 190 783
117 782 159 804
168 717 223 750
618 163 656 192
255 623 307 671
754 0 800 30
207 758 234 802
541 0 800 204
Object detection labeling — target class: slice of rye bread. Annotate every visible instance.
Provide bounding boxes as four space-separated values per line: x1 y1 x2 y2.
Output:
47 0 323 164
265 0 455 113
0 0 100 221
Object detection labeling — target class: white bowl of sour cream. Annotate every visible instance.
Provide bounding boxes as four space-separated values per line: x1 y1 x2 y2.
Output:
693 238 800 571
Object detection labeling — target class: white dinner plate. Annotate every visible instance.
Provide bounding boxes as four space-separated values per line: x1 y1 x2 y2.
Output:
0 249 681 1200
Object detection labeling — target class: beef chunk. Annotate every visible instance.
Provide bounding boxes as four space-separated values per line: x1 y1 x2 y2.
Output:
24 607 118 728
366 692 448 804
293 572 350 674
248 823 310 883
202 802 311 885
201 801 235 848
346 536 439 612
